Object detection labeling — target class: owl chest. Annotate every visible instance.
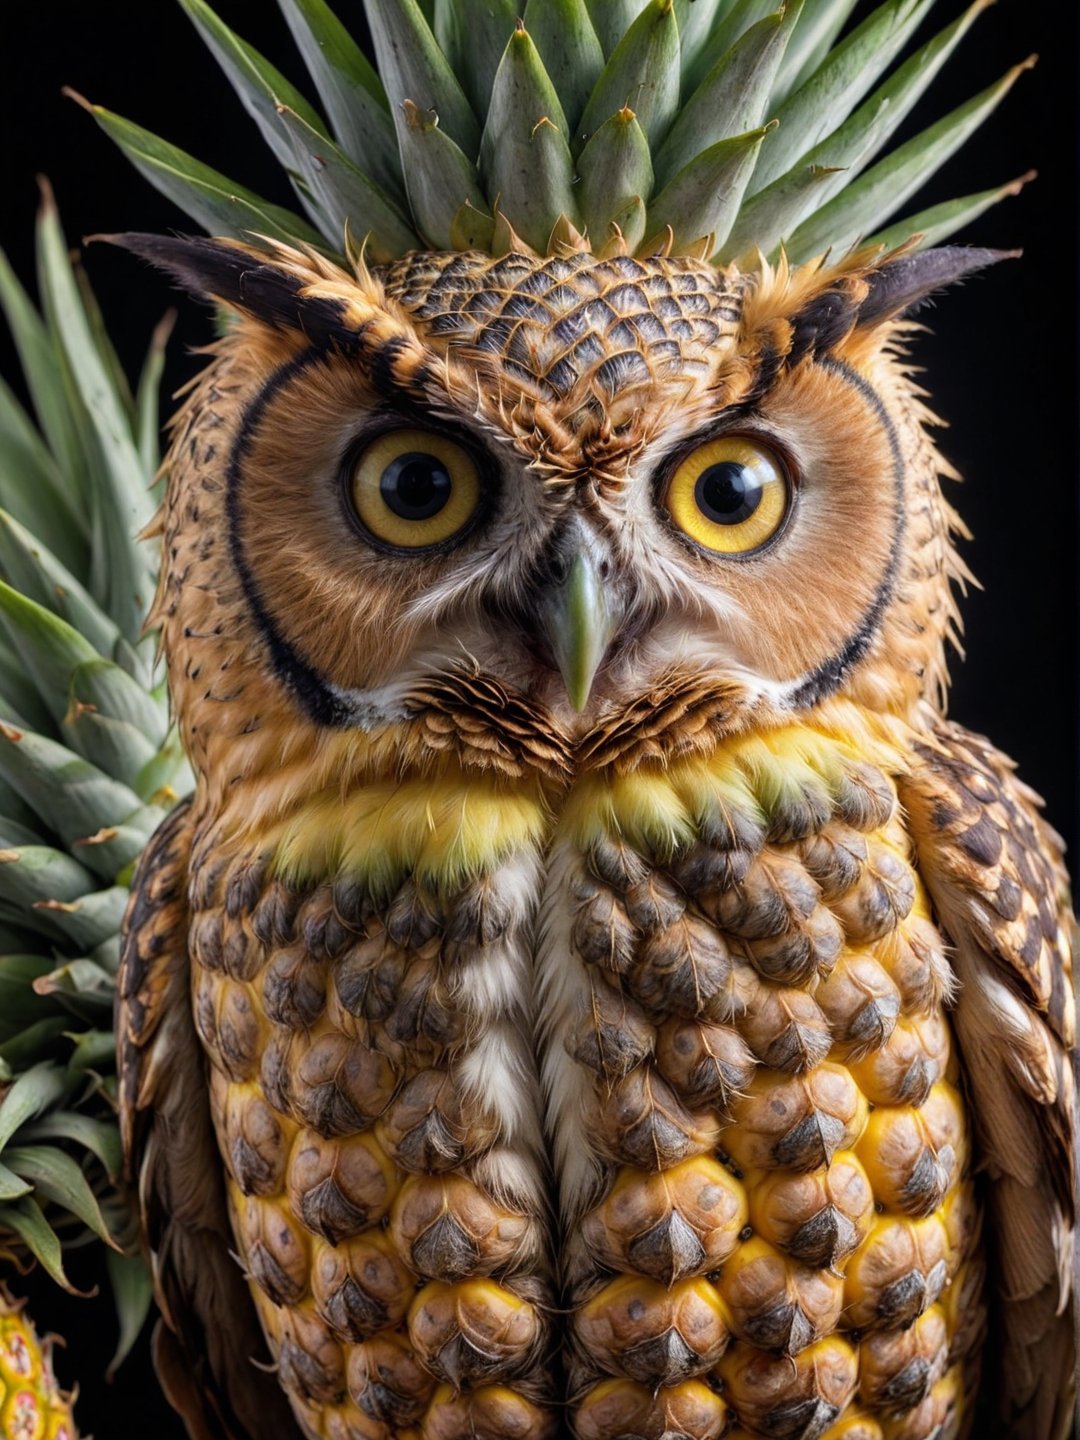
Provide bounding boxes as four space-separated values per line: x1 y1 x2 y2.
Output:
181 726 984 1436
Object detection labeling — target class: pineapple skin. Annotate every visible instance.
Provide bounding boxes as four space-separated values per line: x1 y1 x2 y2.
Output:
173 717 983 1439
557 722 984 1439
0 1292 77 1440
113 242 1027 1439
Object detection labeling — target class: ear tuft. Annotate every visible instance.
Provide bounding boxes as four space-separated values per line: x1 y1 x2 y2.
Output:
858 244 1019 328
92 232 352 345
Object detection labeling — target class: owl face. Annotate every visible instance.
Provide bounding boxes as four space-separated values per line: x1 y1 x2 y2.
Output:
144 236 979 779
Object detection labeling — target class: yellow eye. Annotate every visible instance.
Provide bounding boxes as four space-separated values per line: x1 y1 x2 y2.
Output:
349 428 482 550
664 435 789 555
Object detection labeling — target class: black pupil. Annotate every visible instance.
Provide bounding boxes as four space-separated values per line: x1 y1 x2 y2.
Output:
695 460 762 525
380 451 453 520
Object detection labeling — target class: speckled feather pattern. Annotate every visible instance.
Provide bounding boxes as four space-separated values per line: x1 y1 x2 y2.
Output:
117 244 1076 1440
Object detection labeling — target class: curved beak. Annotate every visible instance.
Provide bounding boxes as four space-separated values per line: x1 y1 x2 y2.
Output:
537 539 623 712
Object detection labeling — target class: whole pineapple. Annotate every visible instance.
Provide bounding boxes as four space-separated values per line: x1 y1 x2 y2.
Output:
0 1 1071 1438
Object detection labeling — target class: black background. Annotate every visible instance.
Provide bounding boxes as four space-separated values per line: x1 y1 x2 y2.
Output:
1 3 1077 1434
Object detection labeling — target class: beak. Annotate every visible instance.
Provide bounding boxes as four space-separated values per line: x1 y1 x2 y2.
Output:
537 538 622 712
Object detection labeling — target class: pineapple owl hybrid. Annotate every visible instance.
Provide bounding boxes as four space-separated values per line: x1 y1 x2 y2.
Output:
50 0 1070 1436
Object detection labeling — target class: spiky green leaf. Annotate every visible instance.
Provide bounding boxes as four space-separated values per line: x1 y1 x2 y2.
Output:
277 0 401 196
365 0 481 155
673 0 732 78
725 0 993 258
20 1111 123 1183
0 243 88 528
82 101 325 249
0 1062 67 1151
0 1021 70 1076
0 853 100 941
866 171 1034 253
0 581 100 725
585 0 651 57
654 1 802 184
0 1164 31 1201
66 1027 119 1074
274 104 419 257
62 661 164 788
398 100 487 251
480 27 578 251
646 124 774 255
0 722 143 861
0 510 120 660
771 0 861 104
0 1196 76 1290
434 0 519 118
106 1248 155 1375
3 1145 118 1247
786 58 1034 263
0 957 54 1037
578 107 654 246
682 0 786 95
35 198 157 638
750 0 938 193
134 310 175 479
0 379 87 575
523 0 605 134
579 0 681 154
180 0 328 171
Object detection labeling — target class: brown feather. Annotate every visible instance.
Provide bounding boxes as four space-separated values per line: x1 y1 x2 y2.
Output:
118 803 299 1440
900 717 1077 1439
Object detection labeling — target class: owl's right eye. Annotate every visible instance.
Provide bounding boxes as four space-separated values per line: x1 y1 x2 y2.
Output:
348 428 482 550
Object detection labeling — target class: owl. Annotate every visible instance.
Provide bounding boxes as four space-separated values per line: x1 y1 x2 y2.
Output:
109 228 1076 1440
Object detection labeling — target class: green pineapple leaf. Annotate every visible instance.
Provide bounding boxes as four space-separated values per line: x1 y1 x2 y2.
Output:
724 0 993 259
75 99 325 249
277 0 401 195
750 0 938 194
579 0 681 154
365 0 481 155
106 1248 156 1375
274 103 419 256
2 1146 118 1248
647 124 774 256
577 106 654 249
399 100 488 252
480 25 578 251
434 0 519 119
523 0 604 135
179 0 329 170
866 170 1035 253
35 198 157 640
771 0 860 102
654 1 801 185
0 1196 77 1291
785 56 1035 263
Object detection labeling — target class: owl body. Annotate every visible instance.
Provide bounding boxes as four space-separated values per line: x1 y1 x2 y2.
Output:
117 239 1075 1440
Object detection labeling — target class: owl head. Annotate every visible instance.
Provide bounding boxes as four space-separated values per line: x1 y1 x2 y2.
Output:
116 235 1003 794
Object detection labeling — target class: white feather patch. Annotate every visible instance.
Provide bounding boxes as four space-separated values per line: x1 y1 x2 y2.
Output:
535 838 609 1223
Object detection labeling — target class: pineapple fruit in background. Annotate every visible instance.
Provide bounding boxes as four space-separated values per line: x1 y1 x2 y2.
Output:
0 1 1073 1438
0 189 177 1438
0 1290 75 1440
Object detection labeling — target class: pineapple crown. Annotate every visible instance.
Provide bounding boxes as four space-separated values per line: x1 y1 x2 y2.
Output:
78 0 1033 268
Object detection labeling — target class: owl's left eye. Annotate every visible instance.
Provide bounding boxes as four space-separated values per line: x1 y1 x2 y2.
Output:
349 428 482 550
663 435 790 556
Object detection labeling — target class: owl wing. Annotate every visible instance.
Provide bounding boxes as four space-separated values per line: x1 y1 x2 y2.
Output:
899 718 1077 1440
118 801 297 1440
